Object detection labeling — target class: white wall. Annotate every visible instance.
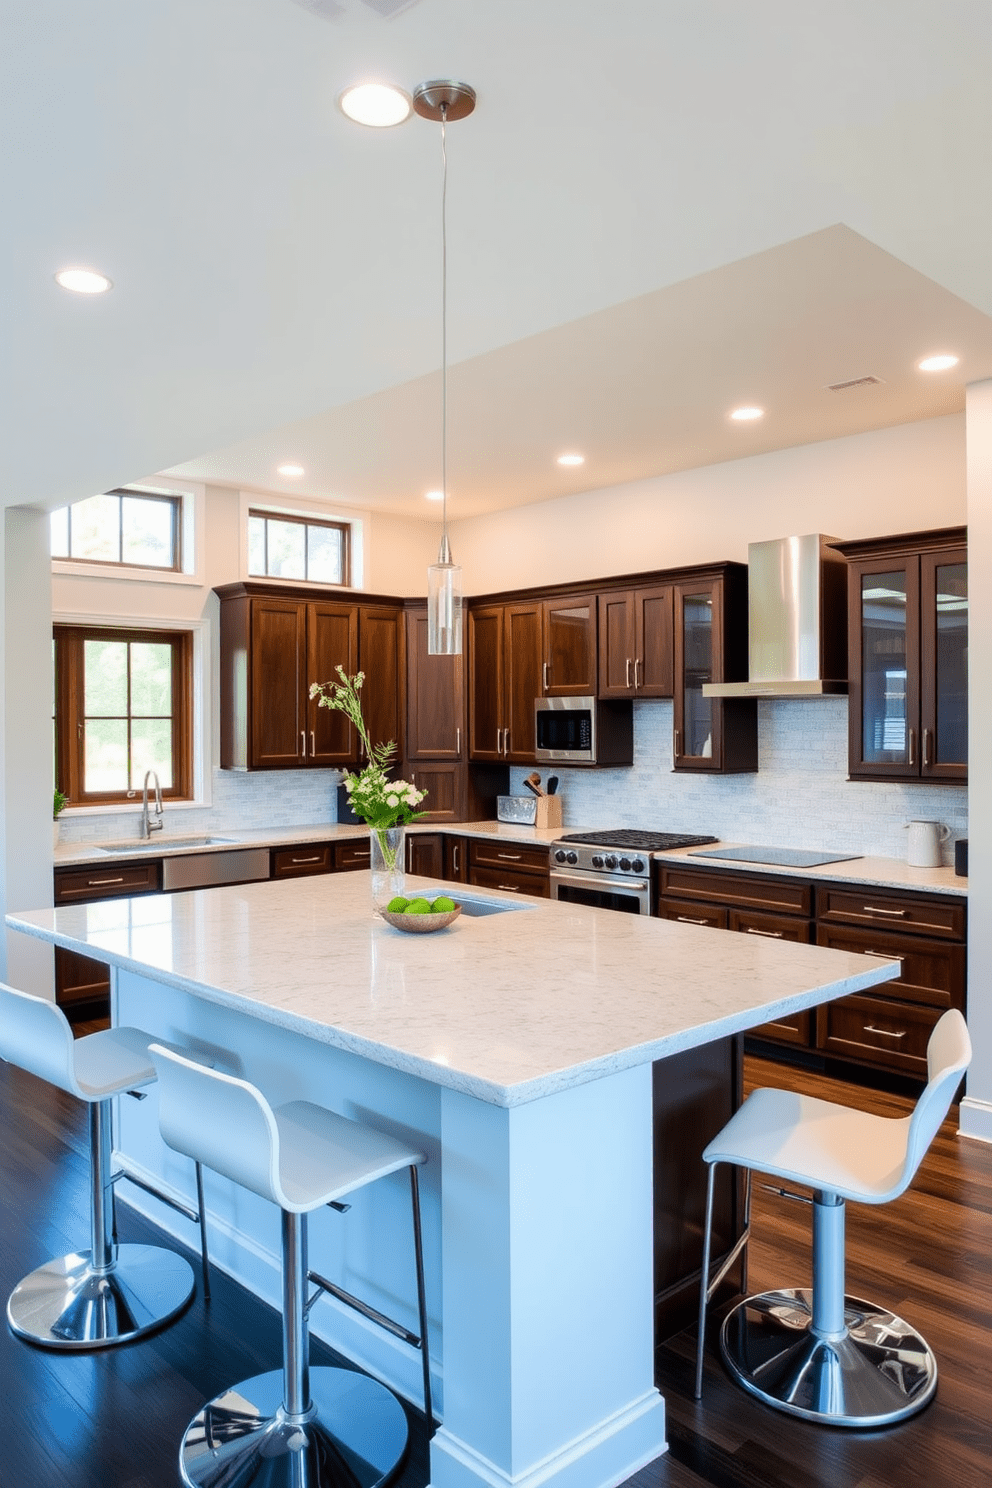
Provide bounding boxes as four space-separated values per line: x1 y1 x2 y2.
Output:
451 414 966 593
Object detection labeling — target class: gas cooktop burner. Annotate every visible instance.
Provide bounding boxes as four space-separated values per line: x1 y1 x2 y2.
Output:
557 830 718 852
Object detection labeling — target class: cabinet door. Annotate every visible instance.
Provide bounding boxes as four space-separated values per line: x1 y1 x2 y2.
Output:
920 548 967 781
406 832 444 878
306 603 359 765
635 585 674 697
359 606 403 761
673 580 723 770
847 556 921 780
250 598 306 768
406 607 464 760
598 590 637 698
468 606 504 761
504 603 543 761
408 762 464 824
543 594 597 696
55 947 110 1020
444 834 469 882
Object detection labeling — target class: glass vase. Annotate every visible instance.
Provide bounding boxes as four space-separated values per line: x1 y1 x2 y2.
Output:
370 825 406 913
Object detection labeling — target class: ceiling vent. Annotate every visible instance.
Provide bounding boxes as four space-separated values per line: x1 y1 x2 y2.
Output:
824 375 885 392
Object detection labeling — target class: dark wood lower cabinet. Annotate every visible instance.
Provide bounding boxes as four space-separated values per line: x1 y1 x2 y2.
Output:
466 839 551 898
54 946 112 1020
406 832 445 879
653 1035 745 1342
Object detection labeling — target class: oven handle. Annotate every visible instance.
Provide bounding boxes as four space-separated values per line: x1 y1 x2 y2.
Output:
552 872 650 895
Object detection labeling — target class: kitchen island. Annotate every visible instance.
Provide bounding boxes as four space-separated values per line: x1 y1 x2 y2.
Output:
7 873 899 1488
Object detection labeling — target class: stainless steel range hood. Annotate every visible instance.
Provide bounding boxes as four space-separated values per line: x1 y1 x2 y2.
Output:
703 534 848 698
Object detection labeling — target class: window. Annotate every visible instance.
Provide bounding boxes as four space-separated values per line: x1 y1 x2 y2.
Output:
248 509 350 585
54 626 193 804
51 489 182 571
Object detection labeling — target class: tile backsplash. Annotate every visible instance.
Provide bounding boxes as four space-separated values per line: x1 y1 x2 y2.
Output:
511 698 968 865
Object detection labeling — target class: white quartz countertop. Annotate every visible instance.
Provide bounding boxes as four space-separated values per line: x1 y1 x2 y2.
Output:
653 842 967 896
9 872 900 1107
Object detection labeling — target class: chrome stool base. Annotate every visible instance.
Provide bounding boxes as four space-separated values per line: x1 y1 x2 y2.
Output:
720 1287 938 1427
7 1243 195 1349
179 1366 409 1488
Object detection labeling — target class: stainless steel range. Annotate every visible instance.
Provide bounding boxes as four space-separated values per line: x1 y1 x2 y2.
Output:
550 829 718 915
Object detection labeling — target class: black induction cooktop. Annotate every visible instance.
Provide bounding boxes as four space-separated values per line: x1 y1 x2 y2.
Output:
556 830 718 852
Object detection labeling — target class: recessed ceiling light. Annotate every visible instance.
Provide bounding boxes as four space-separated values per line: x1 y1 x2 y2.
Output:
339 83 412 128
424 490 444 502
277 463 305 478
917 354 959 373
730 406 764 422
556 453 585 467
54 267 113 294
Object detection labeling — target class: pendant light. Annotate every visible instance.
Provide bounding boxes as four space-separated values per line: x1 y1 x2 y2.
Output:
414 80 476 655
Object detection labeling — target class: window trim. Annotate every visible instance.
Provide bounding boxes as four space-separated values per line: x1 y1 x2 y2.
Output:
53 489 183 573
248 507 351 587
52 480 205 587
238 490 366 591
53 612 210 813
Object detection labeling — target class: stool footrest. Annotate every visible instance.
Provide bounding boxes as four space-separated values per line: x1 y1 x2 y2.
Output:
720 1287 938 1427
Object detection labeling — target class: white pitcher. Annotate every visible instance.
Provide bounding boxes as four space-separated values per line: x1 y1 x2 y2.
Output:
905 820 950 868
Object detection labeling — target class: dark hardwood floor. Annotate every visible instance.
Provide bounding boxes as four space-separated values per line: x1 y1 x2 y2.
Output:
1 1041 989 1487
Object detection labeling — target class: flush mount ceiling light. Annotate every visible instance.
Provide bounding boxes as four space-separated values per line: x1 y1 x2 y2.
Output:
414 79 476 656
556 453 585 467
424 490 444 502
277 463 305 478
339 82 412 127
730 406 764 422
54 267 113 294
917 354 960 372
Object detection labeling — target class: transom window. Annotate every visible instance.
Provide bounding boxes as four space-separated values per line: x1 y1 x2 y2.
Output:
51 490 182 571
248 509 350 586
54 626 192 804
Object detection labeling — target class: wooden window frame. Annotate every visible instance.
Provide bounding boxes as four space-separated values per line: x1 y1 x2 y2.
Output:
54 625 193 805
248 508 351 587
53 490 183 573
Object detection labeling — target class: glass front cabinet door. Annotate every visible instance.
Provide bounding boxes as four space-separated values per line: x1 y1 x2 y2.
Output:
841 529 966 783
672 567 756 774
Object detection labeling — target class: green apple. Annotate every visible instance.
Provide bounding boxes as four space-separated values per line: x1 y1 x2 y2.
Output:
386 896 410 913
405 898 433 915
431 896 456 913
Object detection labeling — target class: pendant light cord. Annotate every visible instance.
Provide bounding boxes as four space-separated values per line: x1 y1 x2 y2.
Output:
440 101 449 559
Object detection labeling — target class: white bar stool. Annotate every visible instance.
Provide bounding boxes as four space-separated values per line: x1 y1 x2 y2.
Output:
0 981 210 1348
150 1043 431 1488
694 1007 971 1426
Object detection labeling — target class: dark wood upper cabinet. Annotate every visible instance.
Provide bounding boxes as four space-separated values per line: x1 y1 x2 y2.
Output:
672 566 756 773
543 593 597 696
467 602 541 762
216 582 402 771
833 528 966 784
598 584 673 699
406 605 464 761
467 606 504 762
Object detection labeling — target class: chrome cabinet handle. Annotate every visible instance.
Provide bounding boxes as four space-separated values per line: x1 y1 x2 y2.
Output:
677 914 709 925
634 658 642 688
864 1025 906 1040
745 927 784 939
908 728 916 767
923 727 932 767
452 844 460 873
543 661 549 691
503 728 510 756
674 728 681 757
300 731 307 759
625 658 632 688
88 876 125 886
498 883 521 893
310 731 316 756
863 905 907 917
497 852 522 861
456 726 461 754
290 855 322 865
860 949 904 961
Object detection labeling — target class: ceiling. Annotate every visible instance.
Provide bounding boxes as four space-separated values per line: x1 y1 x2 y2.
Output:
4 1 992 517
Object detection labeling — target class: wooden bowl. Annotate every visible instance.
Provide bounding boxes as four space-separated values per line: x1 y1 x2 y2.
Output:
380 904 462 934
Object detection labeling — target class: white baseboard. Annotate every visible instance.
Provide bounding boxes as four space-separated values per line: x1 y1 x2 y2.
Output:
958 1096 992 1143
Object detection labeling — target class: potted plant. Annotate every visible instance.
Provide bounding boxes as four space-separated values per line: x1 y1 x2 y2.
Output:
53 788 68 849
309 668 427 910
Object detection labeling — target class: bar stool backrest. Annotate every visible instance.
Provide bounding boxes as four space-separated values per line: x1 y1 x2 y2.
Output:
151 1043 285 1208
0 982 81 1098
901 1008 972 1191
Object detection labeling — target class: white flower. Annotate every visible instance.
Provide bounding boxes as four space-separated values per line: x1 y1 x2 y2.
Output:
387 794 399 808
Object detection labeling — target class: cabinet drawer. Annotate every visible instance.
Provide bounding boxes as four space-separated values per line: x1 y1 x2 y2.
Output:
729 908 812 944
815 924 964 1010
54 947 110 1012
468 840 550 874
657 865 811 917
747 1011 813 1047
271 845 334 879
815 994 941 1076
468 863 551 899
54 861 161 904
656 898 727 930
815 886 965 941
336 840 371 872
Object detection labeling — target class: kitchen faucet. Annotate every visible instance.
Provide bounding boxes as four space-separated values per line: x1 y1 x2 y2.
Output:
141 770 164 838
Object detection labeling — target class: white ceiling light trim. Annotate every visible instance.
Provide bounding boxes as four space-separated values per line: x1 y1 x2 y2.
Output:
730 405 764 421
917 354 959 372
54 267 113 295
556 452 585 466
339 82 412 127
277 463 305 477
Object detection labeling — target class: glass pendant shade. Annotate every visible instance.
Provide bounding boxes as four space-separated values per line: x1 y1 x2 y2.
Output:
428 534 462 654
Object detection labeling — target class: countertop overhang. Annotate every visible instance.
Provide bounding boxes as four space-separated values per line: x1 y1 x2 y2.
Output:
9 872 900 1107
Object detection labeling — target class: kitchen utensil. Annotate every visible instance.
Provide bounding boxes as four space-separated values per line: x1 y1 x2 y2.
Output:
547 776 559 795
905 820 950 868
523 773 545 797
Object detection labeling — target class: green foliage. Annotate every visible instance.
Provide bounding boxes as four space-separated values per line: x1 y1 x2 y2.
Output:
310 667 428 829
53 788 69 820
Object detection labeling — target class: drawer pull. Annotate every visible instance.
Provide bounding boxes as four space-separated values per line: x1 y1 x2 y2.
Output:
863 905 907 917
861 949 903 962
290 855 322 865
677 915 709 925
863 1025 907 1040
87 876 126 887
745 927 784 939
348 850 370 861
498 883 521 893
497 852 523 861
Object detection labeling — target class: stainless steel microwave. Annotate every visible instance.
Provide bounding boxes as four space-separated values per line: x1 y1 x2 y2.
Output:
534 696 634 766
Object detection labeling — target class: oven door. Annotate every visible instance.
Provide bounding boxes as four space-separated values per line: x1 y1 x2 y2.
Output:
550 869 650 915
